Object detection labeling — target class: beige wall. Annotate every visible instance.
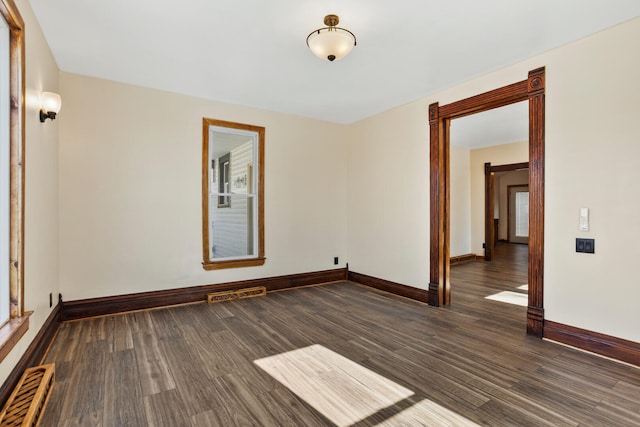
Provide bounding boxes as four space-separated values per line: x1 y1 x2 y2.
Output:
0 0 60 385
347 101 430 288
58 73 349 300
450 146 471 257
348 17 640 342
469 142 528 253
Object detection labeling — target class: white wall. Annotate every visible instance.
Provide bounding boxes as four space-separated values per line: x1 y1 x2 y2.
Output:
469 142 528 253
348 17 640 342
0 0 60 386
58 73 349 301
450 146 471 257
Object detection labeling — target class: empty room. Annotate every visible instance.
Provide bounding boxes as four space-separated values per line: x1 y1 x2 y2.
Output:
0 0 639 425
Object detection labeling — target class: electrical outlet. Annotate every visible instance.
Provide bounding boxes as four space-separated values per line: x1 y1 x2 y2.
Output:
49 292 52 307
334 256 339 265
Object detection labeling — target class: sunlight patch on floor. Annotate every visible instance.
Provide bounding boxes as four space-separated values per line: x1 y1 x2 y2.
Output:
376 399 480 426
517 284 528 291
255 344 413 426
485 291 528 306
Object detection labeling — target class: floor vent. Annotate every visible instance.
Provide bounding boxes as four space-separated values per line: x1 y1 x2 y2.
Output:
207 286 266 304
0 363 55 426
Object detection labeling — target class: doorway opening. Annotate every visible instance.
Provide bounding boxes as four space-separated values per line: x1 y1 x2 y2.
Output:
428 67 545 337
484 162 529 261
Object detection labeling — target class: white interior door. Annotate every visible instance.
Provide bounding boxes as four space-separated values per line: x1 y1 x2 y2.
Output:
508 185 529 244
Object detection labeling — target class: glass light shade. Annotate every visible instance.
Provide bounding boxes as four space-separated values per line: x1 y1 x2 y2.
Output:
41 92 62 113
307 28 356 62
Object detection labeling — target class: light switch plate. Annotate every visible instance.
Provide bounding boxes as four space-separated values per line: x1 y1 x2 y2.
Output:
579 207 589 231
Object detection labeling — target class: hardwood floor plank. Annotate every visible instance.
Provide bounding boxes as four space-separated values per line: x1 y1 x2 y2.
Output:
154 334 234 417
103 349 146 426
474 399 574 427
362 351 490 411
206 374 281 426
143 389 191 427
129 310 155 334
43 323 82 363
180 325 241 378
131 330 176 396
111 313 134 352
39 361 73 426
58 411 102 427
190 409 232 426
590 399 640 427
55 340 107 423
256 387 333 427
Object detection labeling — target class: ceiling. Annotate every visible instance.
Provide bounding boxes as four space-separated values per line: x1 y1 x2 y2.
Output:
450 101 528 149
30 1 639 127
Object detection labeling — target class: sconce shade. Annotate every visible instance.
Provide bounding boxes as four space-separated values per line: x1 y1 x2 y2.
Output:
307 15 356 62
40 92 62 122
41 92 61 113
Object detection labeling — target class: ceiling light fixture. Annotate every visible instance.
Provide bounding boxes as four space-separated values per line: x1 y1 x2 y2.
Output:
306 14 356 62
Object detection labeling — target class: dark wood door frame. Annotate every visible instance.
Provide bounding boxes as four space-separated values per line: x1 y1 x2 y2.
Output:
429 67 545 337
484 163 495 261
484 162 529 260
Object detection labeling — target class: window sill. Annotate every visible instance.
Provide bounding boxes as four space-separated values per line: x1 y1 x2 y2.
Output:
203 257 266 270
0 311 31 363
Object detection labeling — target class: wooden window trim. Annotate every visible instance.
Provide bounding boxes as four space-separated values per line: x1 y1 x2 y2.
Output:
202 118 265 270
0 0 27 362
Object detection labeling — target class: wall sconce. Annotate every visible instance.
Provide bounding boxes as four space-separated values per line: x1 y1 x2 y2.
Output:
39 92 62 123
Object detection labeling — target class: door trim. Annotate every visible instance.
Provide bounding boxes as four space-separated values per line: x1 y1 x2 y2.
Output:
484 162 495 261
429 67 545 337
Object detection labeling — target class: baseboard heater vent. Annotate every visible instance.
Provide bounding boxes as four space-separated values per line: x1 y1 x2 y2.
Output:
0 363 55 426
207 286 266 304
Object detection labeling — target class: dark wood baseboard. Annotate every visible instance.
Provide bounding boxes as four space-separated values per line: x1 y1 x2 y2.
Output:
475 255 485 261
450 254 478 266
61 268 348 321
544 320 640 367
0 303 61 409
348 271 429 303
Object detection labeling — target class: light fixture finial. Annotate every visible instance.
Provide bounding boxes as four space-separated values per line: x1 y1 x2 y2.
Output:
323 14 339 27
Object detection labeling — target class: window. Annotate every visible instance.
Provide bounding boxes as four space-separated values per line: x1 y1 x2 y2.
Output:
202 118 265 270
0 0 28 363
1 11 11 325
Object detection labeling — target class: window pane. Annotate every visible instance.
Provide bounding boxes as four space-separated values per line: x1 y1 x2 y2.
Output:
515 191 529 238
0 15 11 324
210 194 256 259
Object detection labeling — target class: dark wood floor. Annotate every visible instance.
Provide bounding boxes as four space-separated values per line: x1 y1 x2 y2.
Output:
40 244 640 426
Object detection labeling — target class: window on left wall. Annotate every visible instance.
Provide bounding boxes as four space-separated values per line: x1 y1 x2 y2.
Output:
0 0 29 363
